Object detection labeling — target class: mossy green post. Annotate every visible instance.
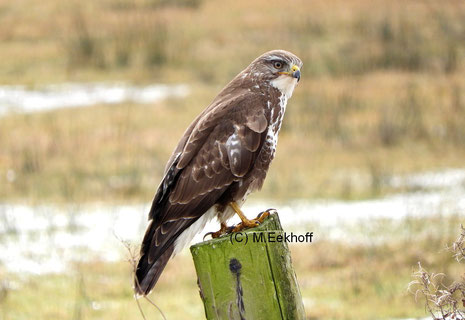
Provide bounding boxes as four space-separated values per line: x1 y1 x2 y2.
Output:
190 213 305 320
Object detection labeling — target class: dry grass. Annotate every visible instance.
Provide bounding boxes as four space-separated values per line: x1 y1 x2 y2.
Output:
1 75 465 202
1 0 465 202
0 0 464 84
408 225 465 319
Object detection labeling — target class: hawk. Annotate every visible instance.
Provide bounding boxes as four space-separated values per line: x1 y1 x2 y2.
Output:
135 50 302 295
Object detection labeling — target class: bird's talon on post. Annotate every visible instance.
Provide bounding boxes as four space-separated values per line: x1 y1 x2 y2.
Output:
204 222 229 239
256 210 271 223
203 231 223 240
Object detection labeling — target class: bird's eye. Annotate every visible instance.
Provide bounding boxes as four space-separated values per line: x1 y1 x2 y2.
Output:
273 61 283 69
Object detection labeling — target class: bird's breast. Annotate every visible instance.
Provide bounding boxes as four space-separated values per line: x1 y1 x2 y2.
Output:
264 94 288 157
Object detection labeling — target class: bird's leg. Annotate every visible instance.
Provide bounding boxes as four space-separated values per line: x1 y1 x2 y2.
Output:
229 202 272 232
203 222 229 240
203 205 275 239
230 202 259 228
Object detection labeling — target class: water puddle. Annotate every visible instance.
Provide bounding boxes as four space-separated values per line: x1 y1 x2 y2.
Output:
0 169 464 275
0 82 189 116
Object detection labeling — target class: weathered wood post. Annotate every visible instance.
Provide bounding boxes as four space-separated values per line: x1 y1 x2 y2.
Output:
190 213 306 320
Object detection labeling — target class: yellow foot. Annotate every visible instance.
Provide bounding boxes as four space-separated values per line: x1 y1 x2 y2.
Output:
204 207 276 238
255 208 275 222
229 208 275 233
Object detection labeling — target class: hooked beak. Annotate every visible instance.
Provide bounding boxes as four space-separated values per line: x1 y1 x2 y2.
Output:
292 65 301 82
279 65 301 82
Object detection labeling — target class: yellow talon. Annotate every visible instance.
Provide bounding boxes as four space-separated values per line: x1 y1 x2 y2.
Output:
204 205 274 238
230 202 259 228
228 203 272 232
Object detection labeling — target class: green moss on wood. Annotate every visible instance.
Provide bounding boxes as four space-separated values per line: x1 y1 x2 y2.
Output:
190 213 305 320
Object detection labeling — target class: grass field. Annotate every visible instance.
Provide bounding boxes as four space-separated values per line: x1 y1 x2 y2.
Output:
1 0 465 203
2 75 465 202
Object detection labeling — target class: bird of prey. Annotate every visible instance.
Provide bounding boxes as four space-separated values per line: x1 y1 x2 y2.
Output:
135 50 302 296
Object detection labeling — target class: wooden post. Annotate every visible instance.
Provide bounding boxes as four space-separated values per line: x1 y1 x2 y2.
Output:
190 213 306 320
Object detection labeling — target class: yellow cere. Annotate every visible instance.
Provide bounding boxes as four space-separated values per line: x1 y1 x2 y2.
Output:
279 65 300 75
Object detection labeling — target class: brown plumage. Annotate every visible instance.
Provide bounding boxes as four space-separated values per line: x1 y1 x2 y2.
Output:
135 50 303 295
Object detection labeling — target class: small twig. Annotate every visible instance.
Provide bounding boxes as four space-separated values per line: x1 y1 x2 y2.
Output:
114 232 167 320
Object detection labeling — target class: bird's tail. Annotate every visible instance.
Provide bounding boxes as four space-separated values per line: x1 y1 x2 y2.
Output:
134 244 174 296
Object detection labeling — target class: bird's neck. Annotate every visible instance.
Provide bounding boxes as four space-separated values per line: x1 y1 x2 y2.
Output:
270 75 298 99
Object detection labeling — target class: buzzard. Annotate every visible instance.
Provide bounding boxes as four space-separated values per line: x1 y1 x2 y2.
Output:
135 50 302 295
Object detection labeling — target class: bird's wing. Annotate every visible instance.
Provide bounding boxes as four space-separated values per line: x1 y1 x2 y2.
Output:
148 91 268 254
136 91 268 294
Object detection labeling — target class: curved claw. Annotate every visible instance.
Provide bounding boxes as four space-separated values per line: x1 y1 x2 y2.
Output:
203 232 215 241
265 208 277 215
203 222 232 239
255 212 265 219
255 209 274 222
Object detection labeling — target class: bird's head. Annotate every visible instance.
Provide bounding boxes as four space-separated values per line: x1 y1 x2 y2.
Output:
246 50 303 98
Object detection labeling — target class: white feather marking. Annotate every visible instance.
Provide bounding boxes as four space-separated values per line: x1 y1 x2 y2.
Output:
216 141 224 159
230 149 240 156
173 206 217 255
266 55 285 61
270 75 298 98
173 193 257 254
265 92 288 156
226 126 242 165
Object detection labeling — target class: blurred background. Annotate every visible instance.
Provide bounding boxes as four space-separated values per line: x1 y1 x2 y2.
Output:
0 0 464 319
